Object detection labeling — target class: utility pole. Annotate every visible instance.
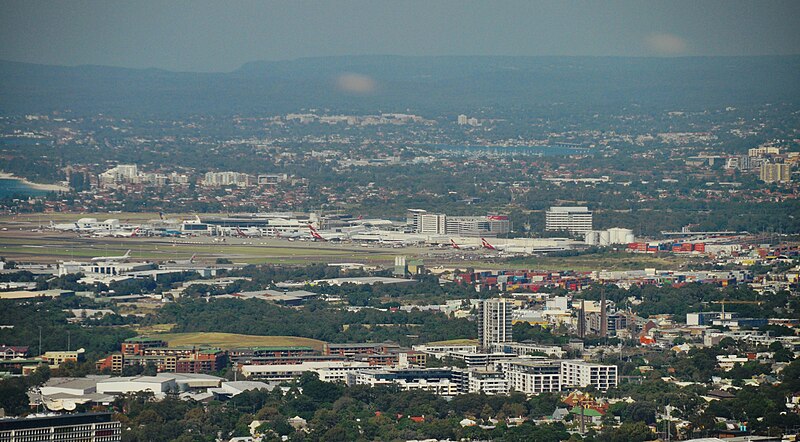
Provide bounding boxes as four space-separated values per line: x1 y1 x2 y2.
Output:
38 326 42 357
67 330 71 352
666 405 671 442
600 288 607 339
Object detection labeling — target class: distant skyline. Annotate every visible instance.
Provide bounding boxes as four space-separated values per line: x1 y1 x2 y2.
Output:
1 0 799 72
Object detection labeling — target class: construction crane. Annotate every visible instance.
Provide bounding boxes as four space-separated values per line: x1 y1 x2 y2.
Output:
710 299 763 317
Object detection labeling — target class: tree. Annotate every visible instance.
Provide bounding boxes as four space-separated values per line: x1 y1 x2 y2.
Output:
599 421 655 442
0 377 30 416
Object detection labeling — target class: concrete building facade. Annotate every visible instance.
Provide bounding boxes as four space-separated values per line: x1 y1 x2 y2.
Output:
545 207 593 234
478 299 513 350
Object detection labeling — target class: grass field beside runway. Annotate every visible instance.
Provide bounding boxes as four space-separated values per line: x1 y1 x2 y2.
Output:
0 213 699 271
0 225 406 265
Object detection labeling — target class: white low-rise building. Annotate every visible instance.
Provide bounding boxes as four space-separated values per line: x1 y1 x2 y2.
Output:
96 373 223 396
348 368 460 396
501 359 562 394
96 374 178 395
412 343 478 358
461 368 508 395
240 361 371 382
560 360 617 391
209 381 273 399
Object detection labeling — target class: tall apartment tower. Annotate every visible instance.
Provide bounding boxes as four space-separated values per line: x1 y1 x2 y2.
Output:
478 298 513 350
759 163 791 183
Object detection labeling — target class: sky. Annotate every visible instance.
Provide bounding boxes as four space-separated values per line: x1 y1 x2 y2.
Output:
1 0 799 72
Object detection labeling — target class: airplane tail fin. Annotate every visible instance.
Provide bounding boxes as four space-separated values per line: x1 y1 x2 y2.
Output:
308 225 326 241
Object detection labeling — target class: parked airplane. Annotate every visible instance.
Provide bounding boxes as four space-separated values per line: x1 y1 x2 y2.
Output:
308 225 346 241
174 254 196 265
450 239 479 250
481 238 506 251
276 230 302 239
91 250 131 262
94 227 141 238
234 227 261 237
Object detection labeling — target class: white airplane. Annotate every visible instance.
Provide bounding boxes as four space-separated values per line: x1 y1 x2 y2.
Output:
481 238 508 251
91 250 131 262
94 227 141 238
449 239 479 250
275 230 302 239
233 227 261 238
308 225 346 241
170 254 196 265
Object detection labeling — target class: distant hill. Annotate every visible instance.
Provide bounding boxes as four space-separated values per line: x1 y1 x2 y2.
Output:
1 55 798 117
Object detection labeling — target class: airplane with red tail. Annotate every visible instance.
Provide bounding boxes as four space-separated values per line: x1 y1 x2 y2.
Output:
481 237 506 251
308 225 346 241
308 225 327 241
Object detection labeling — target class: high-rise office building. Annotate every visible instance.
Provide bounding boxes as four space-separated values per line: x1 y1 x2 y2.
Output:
478 299 512 350
545 206 593 234
418 214 447 235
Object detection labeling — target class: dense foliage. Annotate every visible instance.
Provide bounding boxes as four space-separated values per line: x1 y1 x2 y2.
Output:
157 298 476 346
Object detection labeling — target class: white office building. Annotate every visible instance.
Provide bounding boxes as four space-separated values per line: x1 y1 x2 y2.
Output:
348 368 460 396
418 213 447 235
406 209 510 237
546 206 593 234
240 361 370 382
445 215 510 237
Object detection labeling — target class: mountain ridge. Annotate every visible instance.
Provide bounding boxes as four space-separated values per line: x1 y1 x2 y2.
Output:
1 55 798 117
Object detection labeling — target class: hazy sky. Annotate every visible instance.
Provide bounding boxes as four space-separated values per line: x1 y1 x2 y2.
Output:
1 0 798 72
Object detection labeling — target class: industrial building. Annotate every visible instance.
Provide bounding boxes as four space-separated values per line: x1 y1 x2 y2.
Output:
584 228 635 246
